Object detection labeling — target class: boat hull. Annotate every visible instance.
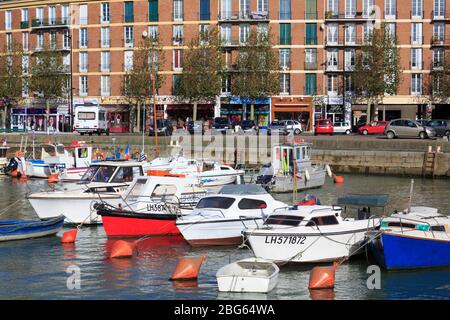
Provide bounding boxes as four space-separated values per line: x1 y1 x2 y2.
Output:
270 168 326 193
0 216 64 242
369 232 450 270
59 167 88 181
217 274 278 293
99 210 180 237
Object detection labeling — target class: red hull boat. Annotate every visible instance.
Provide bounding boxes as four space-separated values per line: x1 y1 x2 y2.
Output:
98 209 181 238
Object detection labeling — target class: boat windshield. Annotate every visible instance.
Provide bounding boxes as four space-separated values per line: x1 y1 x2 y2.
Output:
196 197 235 209
0 148 7 157
265 215 304 226
80 165 116 183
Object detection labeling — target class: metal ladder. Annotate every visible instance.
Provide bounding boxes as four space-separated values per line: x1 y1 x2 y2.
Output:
422 151 436 178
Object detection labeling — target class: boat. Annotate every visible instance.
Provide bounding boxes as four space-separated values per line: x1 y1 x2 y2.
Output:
244 195 385 264
0 215 64 241
148 155 244 187
254 141 329 193
176 184 287 247
27 161 147 225
216 258 279 293
0 139 9 175
368 206 450 270
97 176 207 237
56 141 97 181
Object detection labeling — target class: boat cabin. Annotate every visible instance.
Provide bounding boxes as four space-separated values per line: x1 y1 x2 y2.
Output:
64 141 93 168
382 207 450 233
79 161 145 184
263 206 343 228
336 194 389 220
271 142 312 175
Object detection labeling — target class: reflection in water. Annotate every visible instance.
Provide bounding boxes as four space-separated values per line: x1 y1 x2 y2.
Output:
309 289 335 300
0 175 449 299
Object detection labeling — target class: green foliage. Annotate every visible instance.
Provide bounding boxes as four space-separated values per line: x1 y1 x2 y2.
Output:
0 41 24 105
428 54 450 104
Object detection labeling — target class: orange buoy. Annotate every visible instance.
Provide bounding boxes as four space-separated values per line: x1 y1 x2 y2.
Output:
170 256 206 281
308 264 337 290
19 173 28 181
109 240 135 259
10 169 19 178
61 229 78 244
48 173 59 183
333 175 344 184
309 288 336 300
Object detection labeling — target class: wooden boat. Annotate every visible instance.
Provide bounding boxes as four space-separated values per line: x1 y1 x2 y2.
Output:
216 258 279 293
0 215 64 242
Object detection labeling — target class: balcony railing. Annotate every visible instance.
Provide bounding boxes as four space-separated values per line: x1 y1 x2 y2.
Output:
410 10 424 19
304 11 318 20
172 37 183 45
431 10 450 20
20 21 29 29
325 10 375 20
218 10 269 21
431 36 450 46
31 45 70 53
32 18 69 29
325 36 364 46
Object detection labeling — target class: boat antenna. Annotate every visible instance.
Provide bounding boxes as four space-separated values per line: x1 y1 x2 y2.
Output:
407 179 414 213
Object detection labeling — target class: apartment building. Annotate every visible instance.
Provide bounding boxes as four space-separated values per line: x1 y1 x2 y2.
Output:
0 0 448 132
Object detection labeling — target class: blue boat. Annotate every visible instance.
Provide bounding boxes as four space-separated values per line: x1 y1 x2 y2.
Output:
368 207 450 270
0 215 64 242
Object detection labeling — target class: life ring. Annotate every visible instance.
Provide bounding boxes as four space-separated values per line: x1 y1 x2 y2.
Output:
95 149 105 161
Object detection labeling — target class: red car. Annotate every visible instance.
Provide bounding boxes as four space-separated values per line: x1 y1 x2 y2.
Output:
358 121 388 135
314 119 334 135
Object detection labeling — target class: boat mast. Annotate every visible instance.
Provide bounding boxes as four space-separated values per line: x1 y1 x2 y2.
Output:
408 179 414 213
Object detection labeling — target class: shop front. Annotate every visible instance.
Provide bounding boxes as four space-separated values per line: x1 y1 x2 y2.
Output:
10 106 69 132
165 104 214 125
104 105 130 133
220 97 270 127
271 97 313 132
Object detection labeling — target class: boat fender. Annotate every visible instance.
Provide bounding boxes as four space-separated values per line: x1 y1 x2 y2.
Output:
61 229 78 244
170 256 206 281
304 169 310 181
308 264 337 290
325 164 332 178
333 175 344 184
48 173 59 183
444 224 450 233
109 240 135 259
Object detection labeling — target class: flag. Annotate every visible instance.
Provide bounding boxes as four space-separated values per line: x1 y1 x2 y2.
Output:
125 144 130 160
138 152 147 162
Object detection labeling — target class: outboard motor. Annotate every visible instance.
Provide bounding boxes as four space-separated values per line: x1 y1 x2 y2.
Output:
256 163 274 191
2 157 19 174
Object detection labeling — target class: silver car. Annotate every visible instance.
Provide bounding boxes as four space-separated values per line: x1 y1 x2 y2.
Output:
384 119 436 139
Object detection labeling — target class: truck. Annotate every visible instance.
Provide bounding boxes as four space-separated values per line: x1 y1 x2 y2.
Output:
73 101 109 136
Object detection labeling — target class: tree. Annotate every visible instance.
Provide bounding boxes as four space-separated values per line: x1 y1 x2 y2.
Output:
28 43 69 133
427 52 450 106
352 25 402 123
176 27 224 121
122 35 165 133
231 28 280 121
0 41 24 129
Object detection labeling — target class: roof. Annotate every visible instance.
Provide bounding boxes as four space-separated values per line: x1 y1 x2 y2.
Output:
336 194 389 207
91 161 143 167
218 184 268 195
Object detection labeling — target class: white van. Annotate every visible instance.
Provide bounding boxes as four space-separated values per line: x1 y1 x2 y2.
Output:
74 104 109 136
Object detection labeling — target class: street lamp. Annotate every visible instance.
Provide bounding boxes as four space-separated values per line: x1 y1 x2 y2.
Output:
63 29 73 132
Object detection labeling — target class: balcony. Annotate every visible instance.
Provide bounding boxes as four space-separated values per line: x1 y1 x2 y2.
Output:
20 21 29 29
218 10 269 22
324 11 376 21
325 36 364 46
431 10 450 20
431 36 450 46
31 18 69 30
219 39 243 47
31 45 70 54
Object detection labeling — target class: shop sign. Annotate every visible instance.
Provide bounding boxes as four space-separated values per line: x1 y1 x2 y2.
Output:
227 97 270 105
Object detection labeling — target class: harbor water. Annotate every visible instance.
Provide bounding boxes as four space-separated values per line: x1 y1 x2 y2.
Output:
0 174 449 300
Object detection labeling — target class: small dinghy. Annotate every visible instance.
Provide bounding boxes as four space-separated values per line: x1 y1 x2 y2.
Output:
0 215 64 242
216 258 279 293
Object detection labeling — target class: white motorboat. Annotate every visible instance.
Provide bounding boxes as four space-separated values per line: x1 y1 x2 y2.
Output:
148 156 244 187
245 201 381 264
0 140 9 174
176 184 287 246
57 141 97 181
27 161 146 224
216 258 279 293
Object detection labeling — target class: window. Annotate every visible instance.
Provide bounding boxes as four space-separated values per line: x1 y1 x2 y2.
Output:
306 215 339 226
280 0 291 19
221 0 231 19
124 51 133 71
433 23 444 42
345 23 355 44
221 24 232 44
36 7 44 22
221 74 231 94
37 31 44 49
344 48 355 70
101 27 110 47
22 79 29 97
79 52 88 72
265 215 304 226
173 25 183 44
63 30 70 49
124 1 134 22
22 56 29 74
240 0 250 18
280 74 290 94
61 5 70 24
385 23 396 39
327 23 338 45
124 26 134 48
5 10 12 30
280 23 291 45
173 49 183 70
79 76 88 96
258 0 268 12
21 9 28 28
305 74 316 95
385 0 396 19
173 0 183 21
412 0 423 18
327 0 339 16
362 0 374 18
411 48 422 70
411 74 422 95
434 0 445 18
172 74 181 94
344 74 353 93
411 23 422 45
238 198 267 210
305 0 317 19
149 25 158 40
257 23 268 37
50 31 57 49
327 49 338 70
112 167 137 183
199 24 209 40
305 48 317 69
328 74 338 95
101 75 110 96
101 51 110 72
305 23 317 44
239 24 249 44
149 0 159 21
22 32 29 51
196 196 235 209
433 48 444 68
48 6 56 24
101 3 110 23
79 4 88 24
280 49 290 69
345 0 356 18
363 22 374 43
80 28 88 48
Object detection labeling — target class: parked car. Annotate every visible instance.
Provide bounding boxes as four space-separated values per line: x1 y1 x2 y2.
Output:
425 119 450 137
416 119 430 127
314 119 334 135
279 120 303 135
239 120 259 134
187 120 204 135
358 120 388 135
384 119 436 139
267 120 288 136
353 115 367 132
148 119 173 136
333 121 352 135
212 117 232 134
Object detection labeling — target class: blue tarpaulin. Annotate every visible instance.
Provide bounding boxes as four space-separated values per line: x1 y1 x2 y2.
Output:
336 194 389 207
